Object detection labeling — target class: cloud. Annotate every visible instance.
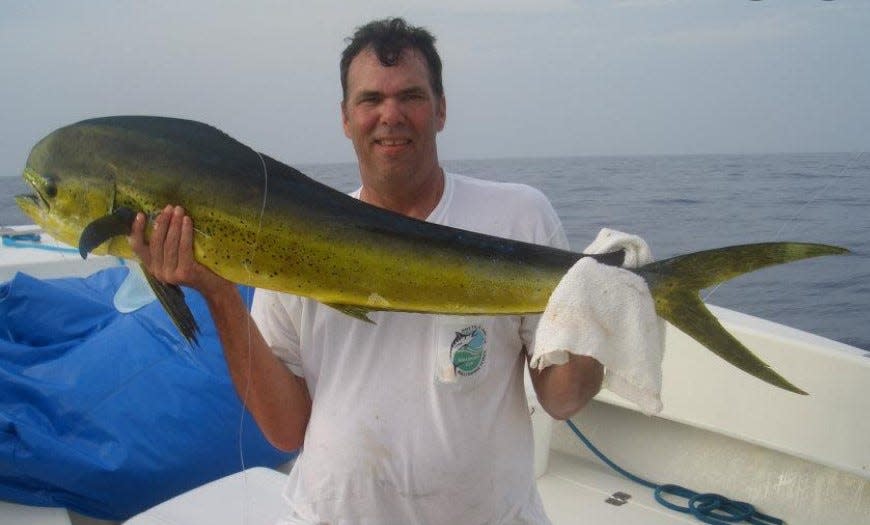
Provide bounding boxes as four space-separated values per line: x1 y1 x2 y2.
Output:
642 13 808 48
0 0 867 173
350 0 579 15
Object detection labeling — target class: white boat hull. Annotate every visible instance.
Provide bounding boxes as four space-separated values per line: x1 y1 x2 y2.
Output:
2 226 868 525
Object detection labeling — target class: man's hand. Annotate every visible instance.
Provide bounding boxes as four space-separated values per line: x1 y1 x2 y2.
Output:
128 205 234 298
129 205 311 450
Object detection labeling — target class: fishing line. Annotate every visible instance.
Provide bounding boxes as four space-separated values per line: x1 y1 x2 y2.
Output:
236 148 270 525
701 151 864 303
771 151 864 241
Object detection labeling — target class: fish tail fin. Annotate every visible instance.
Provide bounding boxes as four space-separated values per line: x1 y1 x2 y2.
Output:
636 242 849 394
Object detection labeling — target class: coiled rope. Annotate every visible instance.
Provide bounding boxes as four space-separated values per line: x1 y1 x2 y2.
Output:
566 419 784 525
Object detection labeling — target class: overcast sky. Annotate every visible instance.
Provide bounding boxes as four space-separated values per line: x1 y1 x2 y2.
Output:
1 0 867 176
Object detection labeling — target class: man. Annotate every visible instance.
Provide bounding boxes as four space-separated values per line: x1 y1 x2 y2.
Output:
130 17 603 524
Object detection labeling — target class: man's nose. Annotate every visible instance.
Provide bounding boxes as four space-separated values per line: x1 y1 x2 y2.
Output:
379 98 405 126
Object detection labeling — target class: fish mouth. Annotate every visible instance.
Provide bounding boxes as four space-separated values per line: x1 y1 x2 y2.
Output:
14 193 45 226
15 193 41 209
15 169 52 225
19 168 51 211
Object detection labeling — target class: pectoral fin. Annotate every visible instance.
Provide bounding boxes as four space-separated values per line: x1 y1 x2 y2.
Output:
79 206 137 259
141 266 200 345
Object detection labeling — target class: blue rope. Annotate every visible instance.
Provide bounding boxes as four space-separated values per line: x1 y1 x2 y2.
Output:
565 419 784 525
2 235 80 254
2 234 126 266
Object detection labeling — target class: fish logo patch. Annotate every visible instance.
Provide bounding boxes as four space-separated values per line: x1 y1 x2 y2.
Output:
450 326 487 376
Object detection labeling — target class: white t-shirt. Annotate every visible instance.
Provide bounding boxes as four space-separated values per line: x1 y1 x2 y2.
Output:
251 172 569 525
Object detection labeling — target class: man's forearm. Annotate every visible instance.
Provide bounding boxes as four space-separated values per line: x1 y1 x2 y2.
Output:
205 286 311 451
529 354 603 420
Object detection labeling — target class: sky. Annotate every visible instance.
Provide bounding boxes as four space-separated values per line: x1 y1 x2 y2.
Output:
1 0 868 177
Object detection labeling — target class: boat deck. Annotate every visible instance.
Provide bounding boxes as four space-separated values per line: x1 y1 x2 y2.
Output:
0 227 121 282
541 451 693 524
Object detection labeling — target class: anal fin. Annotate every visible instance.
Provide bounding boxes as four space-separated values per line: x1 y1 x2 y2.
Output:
142 266 200 345
324 303 376 324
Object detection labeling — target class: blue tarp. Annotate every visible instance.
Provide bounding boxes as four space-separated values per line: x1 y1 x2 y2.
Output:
0 267 293 520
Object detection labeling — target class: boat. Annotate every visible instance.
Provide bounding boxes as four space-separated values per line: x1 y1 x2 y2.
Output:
2 227 869 525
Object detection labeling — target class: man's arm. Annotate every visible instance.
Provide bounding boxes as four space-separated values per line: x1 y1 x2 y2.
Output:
528 353 603 421
129 205 311 451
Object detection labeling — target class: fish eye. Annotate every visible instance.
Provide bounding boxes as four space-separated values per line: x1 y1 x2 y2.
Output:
44 174 58 198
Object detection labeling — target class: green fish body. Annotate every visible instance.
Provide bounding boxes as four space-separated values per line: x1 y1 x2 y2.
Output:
16 116 848 394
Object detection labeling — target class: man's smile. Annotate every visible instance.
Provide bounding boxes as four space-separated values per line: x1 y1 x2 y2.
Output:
375 138 412 146
374 137 413 156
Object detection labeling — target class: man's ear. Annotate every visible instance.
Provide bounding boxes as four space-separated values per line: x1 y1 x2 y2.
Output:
341 100 351 139
436 95 447 132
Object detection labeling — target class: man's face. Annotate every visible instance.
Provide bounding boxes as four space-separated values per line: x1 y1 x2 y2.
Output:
342 47 446 188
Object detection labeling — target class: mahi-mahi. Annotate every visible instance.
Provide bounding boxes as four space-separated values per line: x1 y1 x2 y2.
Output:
15 116 848 394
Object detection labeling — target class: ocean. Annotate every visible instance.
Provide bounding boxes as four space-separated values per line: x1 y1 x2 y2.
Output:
2 152 868 351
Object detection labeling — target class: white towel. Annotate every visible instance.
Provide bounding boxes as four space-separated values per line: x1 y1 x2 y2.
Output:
583 228 654 269
531 228 665 414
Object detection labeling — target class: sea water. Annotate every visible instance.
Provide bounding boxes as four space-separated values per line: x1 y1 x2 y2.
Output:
2 152 867 350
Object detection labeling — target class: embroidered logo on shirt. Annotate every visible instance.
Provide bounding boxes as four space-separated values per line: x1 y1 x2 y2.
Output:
450 326 487 376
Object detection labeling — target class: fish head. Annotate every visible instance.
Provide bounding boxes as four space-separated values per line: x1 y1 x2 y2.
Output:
16 127 117 250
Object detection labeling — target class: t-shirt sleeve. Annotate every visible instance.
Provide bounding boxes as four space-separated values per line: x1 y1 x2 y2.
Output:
250 288 305 377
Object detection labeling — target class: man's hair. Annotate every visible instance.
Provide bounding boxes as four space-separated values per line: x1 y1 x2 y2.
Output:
340 17 443 100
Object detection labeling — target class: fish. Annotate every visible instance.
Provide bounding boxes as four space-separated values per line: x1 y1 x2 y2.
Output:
16 116 848 395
